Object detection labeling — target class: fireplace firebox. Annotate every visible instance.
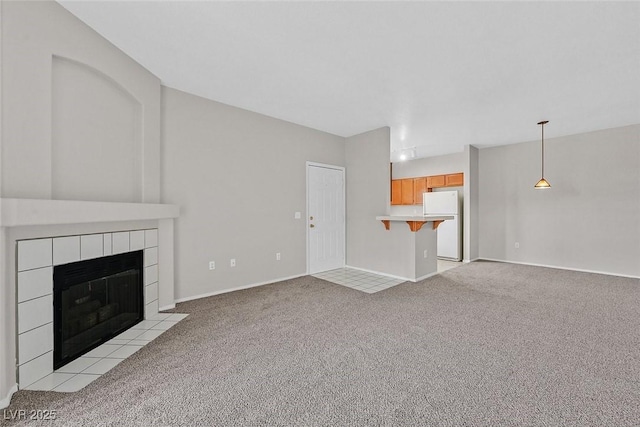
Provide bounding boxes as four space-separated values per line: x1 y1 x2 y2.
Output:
53 251 144 369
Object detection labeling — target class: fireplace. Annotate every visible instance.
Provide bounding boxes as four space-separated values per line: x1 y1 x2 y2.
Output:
53 251 144 369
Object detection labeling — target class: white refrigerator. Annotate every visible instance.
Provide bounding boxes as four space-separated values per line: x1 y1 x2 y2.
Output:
423 190 461 261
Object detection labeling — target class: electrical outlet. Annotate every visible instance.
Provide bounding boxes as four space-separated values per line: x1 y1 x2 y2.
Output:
294 212 301 219
515 242 520 249
276 252 281 261
230 258 236 267
423 250 428 258
209 261 215 270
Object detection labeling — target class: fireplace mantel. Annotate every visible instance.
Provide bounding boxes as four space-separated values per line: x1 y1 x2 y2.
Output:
0 198 179 227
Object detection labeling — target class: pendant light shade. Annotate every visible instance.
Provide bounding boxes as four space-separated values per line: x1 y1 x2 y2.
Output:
534 177 551 189
534 120 551 189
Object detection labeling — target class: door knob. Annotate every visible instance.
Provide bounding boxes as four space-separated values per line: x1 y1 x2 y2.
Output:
310 224 315 228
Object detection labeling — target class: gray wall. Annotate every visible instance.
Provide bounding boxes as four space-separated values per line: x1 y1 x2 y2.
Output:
0 0 6 408
391 151 465 179
463 145 479 261
1 0 161 202
161 87 345 301
0 0 162 405
479 124 640 277
345 128 396 273
345 127 435 280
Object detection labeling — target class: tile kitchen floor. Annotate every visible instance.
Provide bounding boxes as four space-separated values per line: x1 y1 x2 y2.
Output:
313 261 463 293
437 259 462 272
23 312 189 392
312 268 405 293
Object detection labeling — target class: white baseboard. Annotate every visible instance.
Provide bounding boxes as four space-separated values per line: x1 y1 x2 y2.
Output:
479 258 640 279
462 258 480 263
1 384 18 409
344 265 413 282
414 271 439 282
159 303 176 312
174 273 306 304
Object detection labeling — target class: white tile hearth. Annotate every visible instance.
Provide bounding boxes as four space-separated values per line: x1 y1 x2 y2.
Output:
53 374 101 393
131 320 161 330
147 312 174 321
115 328 146 340
83 344 123 358
56 357 102 374
25 373 76 392
128 339 151 346
23 313 188 392
82 358 123 375
107 345 143 359
106 338 133 345
136 329 164 341
150 320 178 331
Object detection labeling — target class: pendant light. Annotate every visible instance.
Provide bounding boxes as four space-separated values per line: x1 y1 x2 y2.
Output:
534 120 551 189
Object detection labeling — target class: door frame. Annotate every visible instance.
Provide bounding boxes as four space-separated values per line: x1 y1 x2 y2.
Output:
306 161 346 275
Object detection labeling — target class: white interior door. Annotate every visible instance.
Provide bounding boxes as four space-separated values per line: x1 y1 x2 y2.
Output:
307 163 345 274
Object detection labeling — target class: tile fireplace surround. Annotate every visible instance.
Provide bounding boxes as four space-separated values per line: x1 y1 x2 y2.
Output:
17 229 160 388
0 198 179 403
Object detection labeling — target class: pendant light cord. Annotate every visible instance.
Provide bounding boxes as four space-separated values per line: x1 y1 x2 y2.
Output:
535 120 550 189
541 122 544 178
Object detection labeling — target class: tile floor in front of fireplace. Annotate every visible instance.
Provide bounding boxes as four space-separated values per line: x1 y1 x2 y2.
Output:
23 312 189 392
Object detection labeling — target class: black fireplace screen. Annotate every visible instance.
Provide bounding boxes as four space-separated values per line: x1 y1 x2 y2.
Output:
53 250 143 369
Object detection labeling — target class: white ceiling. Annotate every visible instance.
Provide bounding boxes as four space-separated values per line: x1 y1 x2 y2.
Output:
58 1 640 160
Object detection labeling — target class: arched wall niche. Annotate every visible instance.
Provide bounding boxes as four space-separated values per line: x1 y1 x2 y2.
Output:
51 55 144 203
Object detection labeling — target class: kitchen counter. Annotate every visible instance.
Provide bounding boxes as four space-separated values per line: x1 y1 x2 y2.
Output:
376 215 453 232
375 215 453 221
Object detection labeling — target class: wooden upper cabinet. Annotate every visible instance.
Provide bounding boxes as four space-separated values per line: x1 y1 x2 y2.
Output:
391 173 464 205
445 173 464 187
391 180 402 205
427 175 445 188
401 179 414 205
413 177 428 205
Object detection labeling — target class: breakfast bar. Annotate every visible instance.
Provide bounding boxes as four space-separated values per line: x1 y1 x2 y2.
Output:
376 215 453 232
373 215 454 282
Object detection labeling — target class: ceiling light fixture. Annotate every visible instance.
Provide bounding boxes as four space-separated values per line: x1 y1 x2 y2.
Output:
534 120 551 189
395 147 416 162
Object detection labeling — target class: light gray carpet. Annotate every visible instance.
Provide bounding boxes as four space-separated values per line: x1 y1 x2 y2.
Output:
3 261 640 426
